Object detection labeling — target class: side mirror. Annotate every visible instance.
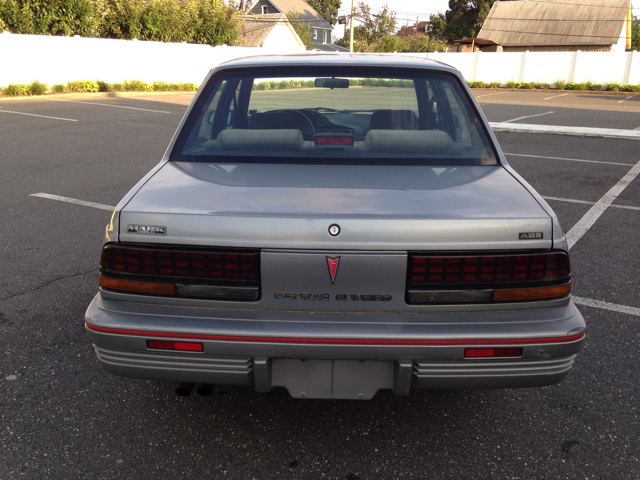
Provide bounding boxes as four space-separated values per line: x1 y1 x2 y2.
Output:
315 77 350 89
207 111 215 124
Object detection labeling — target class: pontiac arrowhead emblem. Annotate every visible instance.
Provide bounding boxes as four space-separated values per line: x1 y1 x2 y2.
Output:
327 257 340 284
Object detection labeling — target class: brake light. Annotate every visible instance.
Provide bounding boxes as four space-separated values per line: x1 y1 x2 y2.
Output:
407 251 571 304
315 136 353 145
99 244 260 301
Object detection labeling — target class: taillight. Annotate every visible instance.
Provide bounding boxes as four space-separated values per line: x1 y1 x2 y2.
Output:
407 251 570 304
99 244 260 301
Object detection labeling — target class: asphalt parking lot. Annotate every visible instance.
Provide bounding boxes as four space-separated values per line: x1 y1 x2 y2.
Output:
0 90 638 479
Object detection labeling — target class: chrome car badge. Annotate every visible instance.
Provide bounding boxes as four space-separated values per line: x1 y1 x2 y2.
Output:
127 225 166 235
328 224 340 236
327 257 340 284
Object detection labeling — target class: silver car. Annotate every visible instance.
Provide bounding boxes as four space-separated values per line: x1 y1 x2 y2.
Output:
85 54 585 399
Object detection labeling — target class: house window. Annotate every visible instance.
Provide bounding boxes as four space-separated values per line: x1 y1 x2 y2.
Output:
313 29 317 40
323 30 327 43
261 5 268 14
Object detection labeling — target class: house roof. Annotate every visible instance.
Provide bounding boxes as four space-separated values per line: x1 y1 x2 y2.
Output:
237 14 286 47
478 0 630 46
250 0 332 29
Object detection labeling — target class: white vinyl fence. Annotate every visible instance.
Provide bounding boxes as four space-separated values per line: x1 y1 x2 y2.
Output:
1 32 638 88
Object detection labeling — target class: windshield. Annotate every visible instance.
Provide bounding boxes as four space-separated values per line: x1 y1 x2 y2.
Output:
171 67 498 166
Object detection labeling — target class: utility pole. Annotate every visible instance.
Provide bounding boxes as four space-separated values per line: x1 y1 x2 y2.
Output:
349 0 355 53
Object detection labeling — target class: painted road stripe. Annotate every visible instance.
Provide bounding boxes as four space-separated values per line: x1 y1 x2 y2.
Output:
542 196 640 212
30 193 114 211
0 109 78 122
617 96 633 104
573 297 640 317
491 122 640 140
503 111 555 123
49 98 171 113
475 91 510 98
566 159 640 250
505 152 633 167
543 93 569 101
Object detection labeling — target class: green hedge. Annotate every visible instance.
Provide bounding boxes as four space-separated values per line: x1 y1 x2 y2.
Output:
1 79 199 95
468 80 640 92
0 0 242 46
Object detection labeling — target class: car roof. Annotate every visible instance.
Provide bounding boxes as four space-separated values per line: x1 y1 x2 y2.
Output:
213 53 459 74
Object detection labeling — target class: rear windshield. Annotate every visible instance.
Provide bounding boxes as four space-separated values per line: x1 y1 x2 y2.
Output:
171 67 497 166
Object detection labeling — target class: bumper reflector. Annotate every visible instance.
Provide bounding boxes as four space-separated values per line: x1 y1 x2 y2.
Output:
99 275 174 295
147 340 203 352
408 290 493 304
176 284 259 301
493 283 571 302
465 348 523 358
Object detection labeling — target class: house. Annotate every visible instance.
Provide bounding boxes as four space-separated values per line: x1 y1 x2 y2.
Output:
237 13 305 51
248 0 334 48
396 21 432 38
477 0 633 52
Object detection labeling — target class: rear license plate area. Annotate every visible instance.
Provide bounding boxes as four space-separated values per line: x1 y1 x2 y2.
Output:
271 359 393 399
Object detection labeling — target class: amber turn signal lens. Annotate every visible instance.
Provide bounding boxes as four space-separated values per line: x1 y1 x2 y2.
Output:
99 275 175 295
493 283 571 301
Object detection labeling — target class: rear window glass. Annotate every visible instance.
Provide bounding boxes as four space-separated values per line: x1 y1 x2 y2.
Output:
172 67 497 166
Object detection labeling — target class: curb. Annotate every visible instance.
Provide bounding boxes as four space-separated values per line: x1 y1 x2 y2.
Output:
490 122 640 140
0 91 197 102
471 88 640 97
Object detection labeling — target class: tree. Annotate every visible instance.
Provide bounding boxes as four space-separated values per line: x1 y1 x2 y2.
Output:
335 2 395 50
306 0 341 26
630 15 640 51
428 0 497 39
374 35 446 53
286 9 313 50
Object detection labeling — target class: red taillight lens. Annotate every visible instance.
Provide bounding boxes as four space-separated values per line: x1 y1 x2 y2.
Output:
101 246 259 281
407 251 571 304
100 244 260 301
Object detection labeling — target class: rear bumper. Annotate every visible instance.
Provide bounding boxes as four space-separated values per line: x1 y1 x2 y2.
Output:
85 293 585 397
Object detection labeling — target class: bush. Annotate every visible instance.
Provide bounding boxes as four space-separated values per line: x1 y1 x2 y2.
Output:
27 80 48 95
488 81 501 88
3 84 29 96
97 80 111 92
122 79 153 91
515 81 532 89
52 84 65 93
506 79 517 88
66 80 99 92
554 79 567 90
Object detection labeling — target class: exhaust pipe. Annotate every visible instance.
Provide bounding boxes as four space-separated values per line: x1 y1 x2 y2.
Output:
196 384 214 396
175 382 195 396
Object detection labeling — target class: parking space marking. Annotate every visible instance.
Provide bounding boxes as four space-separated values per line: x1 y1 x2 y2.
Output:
543 196 640 212
49 98 171 113
566 159 640 250
475 91 510 99
543 93 569 101
573 296 640 317
505 152 633 167
30 193 114 211
502 111 555 123
0 109 78 122
617 96 633 104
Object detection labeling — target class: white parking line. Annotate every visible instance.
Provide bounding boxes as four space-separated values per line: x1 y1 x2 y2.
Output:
502 111 555 123
566 159 640 250
617 96 633 104
505 152 633 167
542 196 640 212
49 98 171 113
475 91 510 98
0 109 78 122
573 296 640 317
30 193 114 211
543 93 569 101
